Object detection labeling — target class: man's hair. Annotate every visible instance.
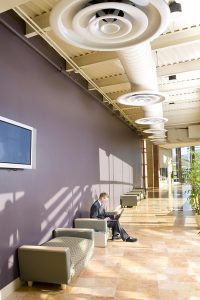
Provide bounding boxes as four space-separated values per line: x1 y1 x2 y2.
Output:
99 192 109 199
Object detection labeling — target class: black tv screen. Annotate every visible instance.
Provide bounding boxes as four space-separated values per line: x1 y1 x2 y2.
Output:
0 116 36 169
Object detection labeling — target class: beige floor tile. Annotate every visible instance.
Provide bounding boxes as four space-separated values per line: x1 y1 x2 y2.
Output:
4 184 200 300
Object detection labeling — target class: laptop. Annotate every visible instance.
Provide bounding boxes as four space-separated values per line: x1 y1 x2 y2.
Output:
107 208 124 221
114 208 124 220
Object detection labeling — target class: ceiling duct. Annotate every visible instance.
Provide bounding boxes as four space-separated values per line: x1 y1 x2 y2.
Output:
117 43 166 106
50 0 170 132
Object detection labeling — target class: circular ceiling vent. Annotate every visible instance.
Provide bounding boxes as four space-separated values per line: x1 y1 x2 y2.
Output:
135 117 168 125
117 91 165 106
143 128 167 134
50 0 170 50
147 135 166 139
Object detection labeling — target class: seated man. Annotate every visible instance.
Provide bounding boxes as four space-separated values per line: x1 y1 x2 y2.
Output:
90 192 137 242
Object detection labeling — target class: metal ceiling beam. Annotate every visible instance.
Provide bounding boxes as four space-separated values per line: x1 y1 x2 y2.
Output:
106 90 130 101
25 12 51 38
0 0 28 13
166 93 200 102
88 73 128 90
157 59 200 76
151 26 200 50
159 78 200 92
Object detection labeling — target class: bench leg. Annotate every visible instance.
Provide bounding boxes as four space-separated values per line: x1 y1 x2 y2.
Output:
27 281 33 287
61 284 67 290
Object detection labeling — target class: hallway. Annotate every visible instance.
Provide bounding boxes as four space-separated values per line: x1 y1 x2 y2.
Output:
5 185 200 300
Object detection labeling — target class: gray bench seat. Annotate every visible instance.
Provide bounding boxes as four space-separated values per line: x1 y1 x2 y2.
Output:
120 195 139 207
18 228 94 289
74 205 123 247
43 236 93 278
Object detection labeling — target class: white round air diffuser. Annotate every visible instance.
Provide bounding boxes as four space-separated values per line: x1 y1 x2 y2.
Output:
50 0 170 51
148 135 166 139
143 128 167 134
117 91 166 106
135 117 168 125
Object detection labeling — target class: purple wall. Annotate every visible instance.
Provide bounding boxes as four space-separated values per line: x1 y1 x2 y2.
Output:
0 24 142 288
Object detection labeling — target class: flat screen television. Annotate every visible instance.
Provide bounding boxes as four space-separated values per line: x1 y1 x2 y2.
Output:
0 116 36 169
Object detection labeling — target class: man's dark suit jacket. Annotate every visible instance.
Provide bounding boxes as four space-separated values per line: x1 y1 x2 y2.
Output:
90 200 129 240
90 200 110 219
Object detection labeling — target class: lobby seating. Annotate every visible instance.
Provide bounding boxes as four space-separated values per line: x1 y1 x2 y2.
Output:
74 205 123 247
125 191 143 200
120 194 139 208
18 228 94 289
75 218 109 247
132 187 146 198
120 188 146 207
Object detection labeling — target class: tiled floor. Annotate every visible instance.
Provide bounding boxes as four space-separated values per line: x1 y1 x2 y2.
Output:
5 184 200 300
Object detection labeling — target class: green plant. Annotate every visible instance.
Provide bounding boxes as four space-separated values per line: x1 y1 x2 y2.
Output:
185 152 200 215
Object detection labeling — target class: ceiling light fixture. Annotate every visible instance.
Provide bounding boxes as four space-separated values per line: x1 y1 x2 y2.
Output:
50 0 170 51
135 117 168 125
148 135 166 139
143 128 167 134
117 91 166 106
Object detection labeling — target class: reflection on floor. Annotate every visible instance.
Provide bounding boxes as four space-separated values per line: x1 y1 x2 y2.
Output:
5 184 200 300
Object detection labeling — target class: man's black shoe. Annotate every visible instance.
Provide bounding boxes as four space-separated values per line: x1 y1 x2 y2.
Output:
125 237 137 242
112 235 121 240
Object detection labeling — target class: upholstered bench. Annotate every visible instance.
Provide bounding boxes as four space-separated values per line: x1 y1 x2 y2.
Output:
74 205 123 247
130 188 146 198
75 218 109 247
120 195 139 207
125 190 144 200
18 228 94 289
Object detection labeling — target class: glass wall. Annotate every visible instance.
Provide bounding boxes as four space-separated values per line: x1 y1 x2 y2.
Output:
172 146 200 182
